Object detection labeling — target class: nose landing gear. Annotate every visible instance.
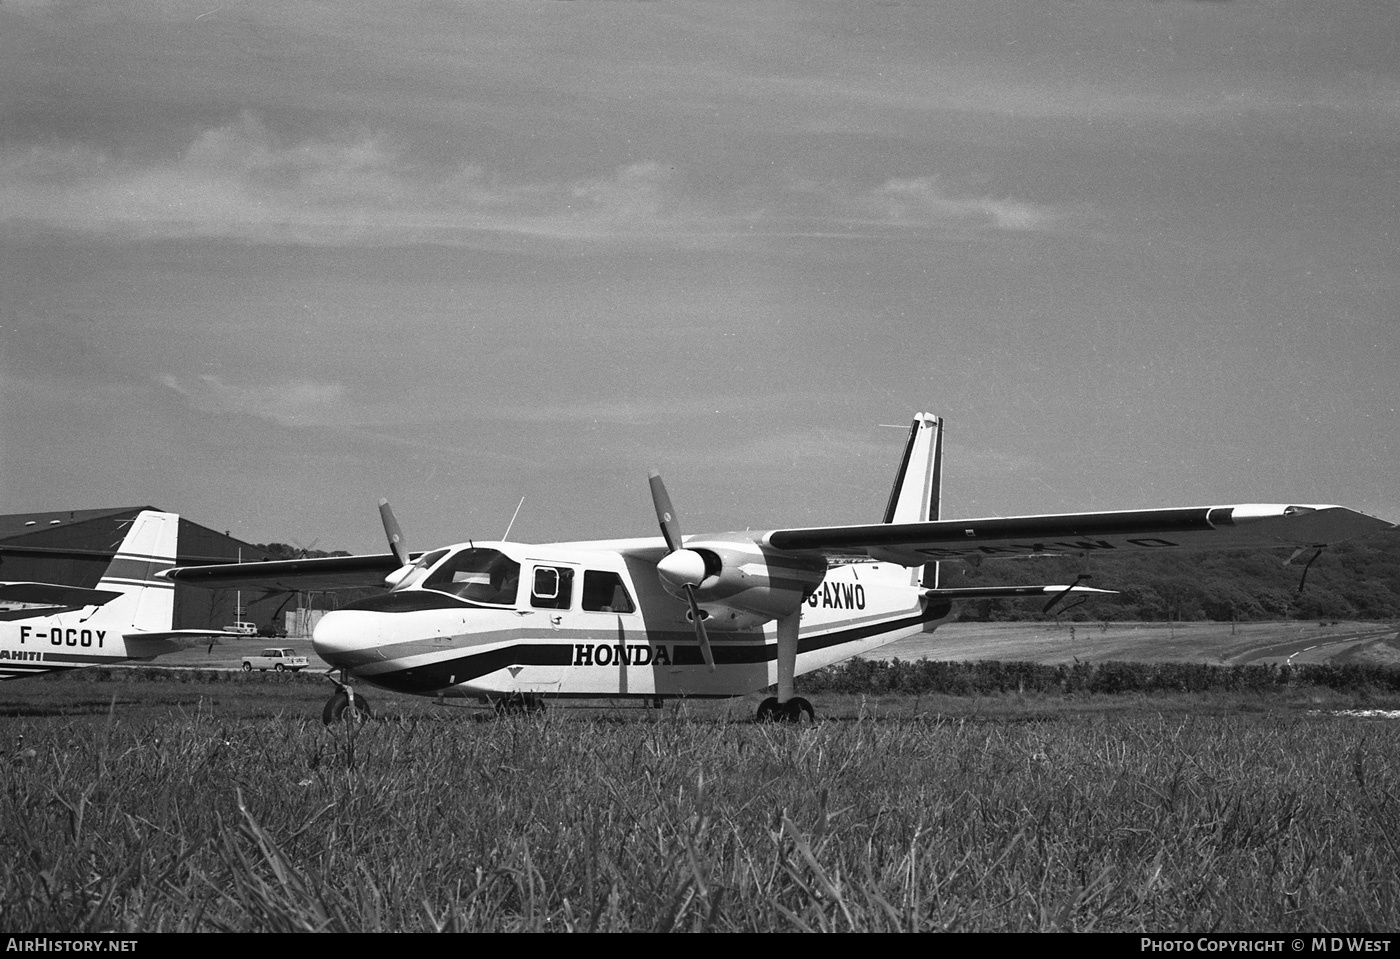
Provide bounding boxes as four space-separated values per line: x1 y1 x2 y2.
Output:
321 671 373 725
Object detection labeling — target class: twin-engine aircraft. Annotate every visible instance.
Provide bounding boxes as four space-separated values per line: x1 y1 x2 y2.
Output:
1 511 227 681
161 414 1394 723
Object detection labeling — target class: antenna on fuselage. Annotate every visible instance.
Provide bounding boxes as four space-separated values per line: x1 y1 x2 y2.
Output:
502 497 525 540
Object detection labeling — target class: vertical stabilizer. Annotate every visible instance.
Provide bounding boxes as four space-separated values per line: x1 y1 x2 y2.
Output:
880 413 942 587
92 511 180 633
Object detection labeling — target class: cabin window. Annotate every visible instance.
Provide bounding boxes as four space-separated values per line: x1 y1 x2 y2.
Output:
581 570 635 613
422 548 521 605
531 566 574 609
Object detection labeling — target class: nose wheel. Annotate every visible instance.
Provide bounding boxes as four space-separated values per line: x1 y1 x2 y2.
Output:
321 672 373 725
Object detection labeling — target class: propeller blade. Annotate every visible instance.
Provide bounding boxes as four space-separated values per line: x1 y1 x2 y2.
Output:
648 471 684 553
649 471 713 670
684 585 716 672
379 498 410 567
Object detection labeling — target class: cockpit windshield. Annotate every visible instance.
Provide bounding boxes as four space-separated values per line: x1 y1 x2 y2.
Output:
421 548 521 606
410 549 450 573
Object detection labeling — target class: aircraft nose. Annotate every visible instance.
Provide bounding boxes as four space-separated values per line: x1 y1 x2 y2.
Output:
312 610 371 666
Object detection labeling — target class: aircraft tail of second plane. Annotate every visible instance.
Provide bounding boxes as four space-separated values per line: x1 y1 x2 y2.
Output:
93 511 181 635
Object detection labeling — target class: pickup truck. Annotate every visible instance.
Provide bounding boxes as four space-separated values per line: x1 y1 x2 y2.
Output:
241 647 311 672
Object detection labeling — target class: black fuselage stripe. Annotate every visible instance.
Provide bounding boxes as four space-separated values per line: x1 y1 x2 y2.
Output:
358 604 948 694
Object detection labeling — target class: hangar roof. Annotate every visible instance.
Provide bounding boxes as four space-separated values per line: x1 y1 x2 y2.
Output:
0 507 158 544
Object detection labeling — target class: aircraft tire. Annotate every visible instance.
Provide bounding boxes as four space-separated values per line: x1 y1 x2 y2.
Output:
322 690 373 726
783 697 815 723
755 697 780 722
241 662 252 672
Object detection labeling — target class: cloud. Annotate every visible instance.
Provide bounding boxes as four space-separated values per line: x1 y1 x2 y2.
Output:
854 177 1057 232
158 374 345 428
2 112 1074 246
1 113 724 245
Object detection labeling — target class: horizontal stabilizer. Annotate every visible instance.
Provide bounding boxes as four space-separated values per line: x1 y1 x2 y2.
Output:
924 584 1117 600
124 629 231 659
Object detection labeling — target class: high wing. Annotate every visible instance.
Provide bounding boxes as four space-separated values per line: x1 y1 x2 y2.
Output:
158 552 415 591
764 504 1395 564
0 582 123 607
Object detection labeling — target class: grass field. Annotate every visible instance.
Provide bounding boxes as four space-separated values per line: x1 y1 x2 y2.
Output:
4 664 1400 931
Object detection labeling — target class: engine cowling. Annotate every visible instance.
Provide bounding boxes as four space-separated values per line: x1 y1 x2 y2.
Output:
655 537 827 631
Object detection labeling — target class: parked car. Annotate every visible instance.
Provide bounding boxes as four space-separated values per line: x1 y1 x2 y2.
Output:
241 647 310 672
225 622 258 636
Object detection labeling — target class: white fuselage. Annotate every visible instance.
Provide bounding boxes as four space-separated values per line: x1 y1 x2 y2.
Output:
312 541 947 701
0 607 133 680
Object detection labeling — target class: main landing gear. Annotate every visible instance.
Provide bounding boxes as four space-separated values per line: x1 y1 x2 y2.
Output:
756 696 815 723
321 672 373 725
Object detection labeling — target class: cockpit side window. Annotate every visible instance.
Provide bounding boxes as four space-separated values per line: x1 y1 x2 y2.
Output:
531 566 574 609
422 548 521 605
581 570 635 613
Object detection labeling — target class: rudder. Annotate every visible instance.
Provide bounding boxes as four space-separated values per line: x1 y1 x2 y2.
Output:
881 413 942 587
94 511 180 633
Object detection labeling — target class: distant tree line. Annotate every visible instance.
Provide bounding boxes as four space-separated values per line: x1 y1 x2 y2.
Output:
936 534 1400 623
254 543 352 561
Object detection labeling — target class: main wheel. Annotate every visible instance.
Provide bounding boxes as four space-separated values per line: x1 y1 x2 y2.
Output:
756 696 781 722
322 689 373 725
782 697 815 722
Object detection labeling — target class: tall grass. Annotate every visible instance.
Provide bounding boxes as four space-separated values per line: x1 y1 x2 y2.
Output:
3 696 1400 931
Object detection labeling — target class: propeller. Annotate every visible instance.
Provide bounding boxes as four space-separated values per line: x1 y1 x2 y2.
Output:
379 499 420 590
380 498 410 567
648 472 716 672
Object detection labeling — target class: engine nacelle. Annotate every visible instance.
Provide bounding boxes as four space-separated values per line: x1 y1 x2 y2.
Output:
658 538 828 631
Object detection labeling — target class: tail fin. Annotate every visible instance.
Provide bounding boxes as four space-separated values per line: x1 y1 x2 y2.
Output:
881 413 942 587
90 511 180 632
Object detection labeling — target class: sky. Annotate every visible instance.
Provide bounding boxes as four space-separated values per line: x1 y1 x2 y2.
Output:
2 0 1397 555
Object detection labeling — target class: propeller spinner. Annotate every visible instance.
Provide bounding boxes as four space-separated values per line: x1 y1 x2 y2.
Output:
648 472 716 671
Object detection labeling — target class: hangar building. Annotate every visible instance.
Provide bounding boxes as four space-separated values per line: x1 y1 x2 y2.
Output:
0 507 281 632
